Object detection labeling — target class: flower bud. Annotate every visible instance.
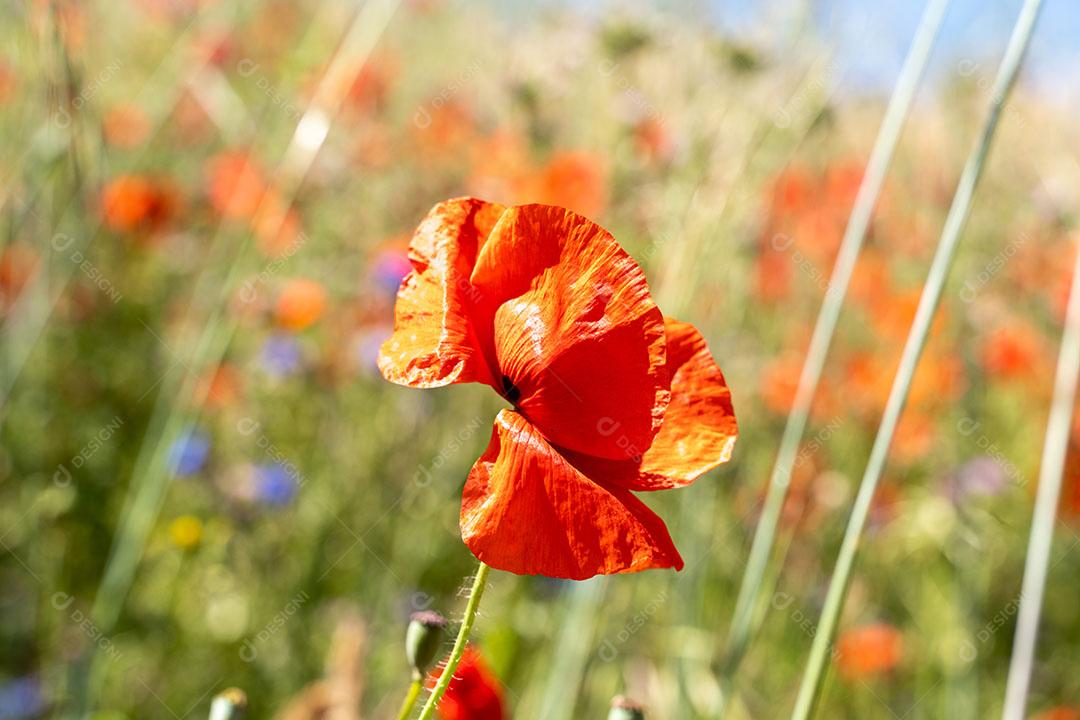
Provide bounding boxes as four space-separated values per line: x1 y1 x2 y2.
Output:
608 696 645 720
208 688 247 720
405 611 447 676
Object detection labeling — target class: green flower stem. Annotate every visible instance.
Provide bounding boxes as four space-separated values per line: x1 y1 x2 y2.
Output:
395 676 423 720
791 1 1045 718
417 562 492 720
718 0 951 700
1000 165 1080 718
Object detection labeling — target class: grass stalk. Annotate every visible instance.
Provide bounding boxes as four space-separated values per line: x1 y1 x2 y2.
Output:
999 196 1080 719
790 1 1045 717
717 0 951 699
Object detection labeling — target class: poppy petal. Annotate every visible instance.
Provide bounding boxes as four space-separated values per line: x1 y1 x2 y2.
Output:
427 646 506 720
379 198 505 387
634 318 738 489
461 409 683 579
556 318 737 491
471 204 669 460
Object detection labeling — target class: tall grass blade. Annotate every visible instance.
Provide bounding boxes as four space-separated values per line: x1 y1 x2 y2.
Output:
717 0 951 700
999 201 1080 719
789 0 1045 717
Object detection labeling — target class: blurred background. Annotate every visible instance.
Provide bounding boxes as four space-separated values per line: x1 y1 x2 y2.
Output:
1 0 1079 717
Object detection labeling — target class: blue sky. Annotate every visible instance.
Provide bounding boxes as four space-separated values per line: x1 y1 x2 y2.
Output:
708 0 1080 105
501 0 1079 108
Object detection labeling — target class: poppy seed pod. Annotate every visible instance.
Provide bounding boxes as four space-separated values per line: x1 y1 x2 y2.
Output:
208 688 247 720
608 696 646 720
406 611 447 676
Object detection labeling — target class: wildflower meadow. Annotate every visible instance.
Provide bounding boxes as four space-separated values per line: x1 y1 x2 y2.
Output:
2 0 1079 718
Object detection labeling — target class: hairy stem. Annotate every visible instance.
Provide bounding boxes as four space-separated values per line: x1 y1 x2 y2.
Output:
417 562 491 720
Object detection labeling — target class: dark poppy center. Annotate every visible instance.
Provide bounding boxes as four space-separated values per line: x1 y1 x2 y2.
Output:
501 374 521 405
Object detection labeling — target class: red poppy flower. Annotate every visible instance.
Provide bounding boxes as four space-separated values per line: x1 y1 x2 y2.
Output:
379 198 737 579
427 646 506 720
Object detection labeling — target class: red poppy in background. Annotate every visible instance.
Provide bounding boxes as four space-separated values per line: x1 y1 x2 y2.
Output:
427 646 506 720
276 278 327 331
101 175 178 236
345 51 397 114
530 151 608 219
835 623 903 680
981 322 1045 379
198 364 243 409
0 242 38 314
379 198 737 579
206 150 266 220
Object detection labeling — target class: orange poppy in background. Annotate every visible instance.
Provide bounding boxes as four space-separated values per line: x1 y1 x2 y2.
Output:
768 165 813 217
101 175 178 236
842 348 963 417
275 278 327 331
835 623 903 680
0 242 39 314
345 51 397 114
848 250 893 308
468 130 532 206
823 159 864 210
754 246 793 302
206 150 266 219
981 322 1045 379
870 289 948 343
759 355 801 415
891 410 936 465
427 646 506 720
198 364 243 408
379 198 738 579
528 151 608 220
